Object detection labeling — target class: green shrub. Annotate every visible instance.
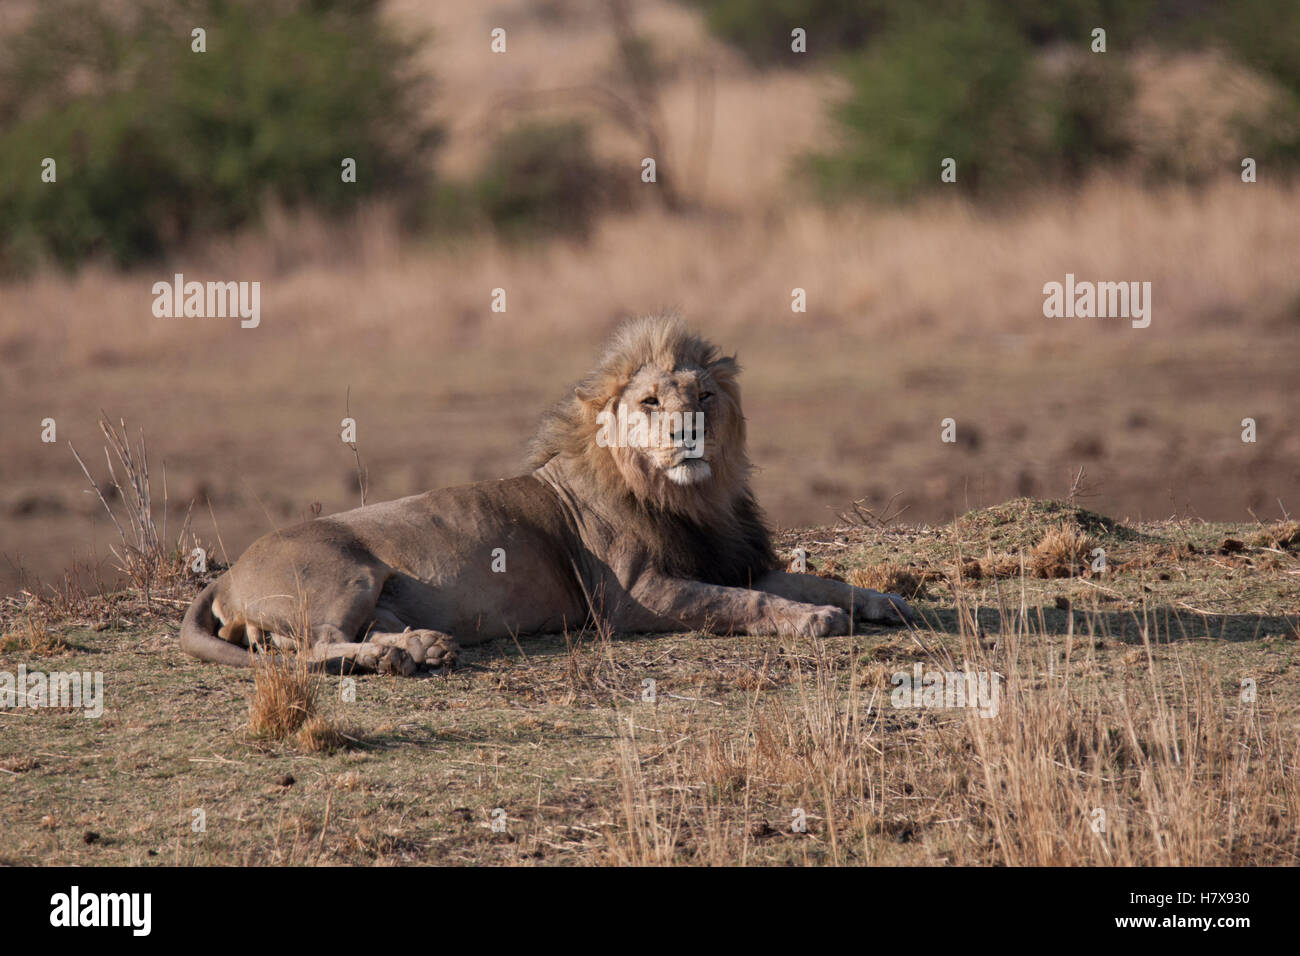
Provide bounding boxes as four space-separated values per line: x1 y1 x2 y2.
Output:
1212 0 1300 96
1043 55 1135 183
0 0 440 272
807 6 1041 199
806 4 1136 200
688 0 889 64
993 0 1158 46
689 0 1160 65
698 0 1300 199
472 120 622 241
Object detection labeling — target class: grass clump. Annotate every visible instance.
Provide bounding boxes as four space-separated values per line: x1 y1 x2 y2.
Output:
1031 522 1099 578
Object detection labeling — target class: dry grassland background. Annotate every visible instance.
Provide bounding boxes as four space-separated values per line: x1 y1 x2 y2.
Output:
1 0 1296 594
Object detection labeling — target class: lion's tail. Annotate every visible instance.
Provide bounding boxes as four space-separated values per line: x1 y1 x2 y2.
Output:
180 578 253 668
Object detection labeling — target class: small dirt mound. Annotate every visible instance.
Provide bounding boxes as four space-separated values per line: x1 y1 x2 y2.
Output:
954 498 1147 553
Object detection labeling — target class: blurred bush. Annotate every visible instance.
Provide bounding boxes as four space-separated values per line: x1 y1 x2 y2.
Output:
0 0 440 272
689 0 1157 65
687 0 889 64
808 6 1038 198
700 0 1300 200
424 120 626 243
992 0 1157 47
1211 0 1300 96
807 6 1136 199
474 121 624 240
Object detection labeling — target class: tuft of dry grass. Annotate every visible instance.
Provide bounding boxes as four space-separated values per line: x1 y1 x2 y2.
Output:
943 552 1024 583
68 414 205 604
562 582 623 705
1031 523 1098 579
247 624 321 743
294 714 349 753
1250 520 1300 551
978 552 1023 579
244 601 349 751
248 654 317 740
849 562 933 599
0 611 64 655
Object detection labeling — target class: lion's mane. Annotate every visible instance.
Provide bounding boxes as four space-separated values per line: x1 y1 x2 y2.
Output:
527 314 778 588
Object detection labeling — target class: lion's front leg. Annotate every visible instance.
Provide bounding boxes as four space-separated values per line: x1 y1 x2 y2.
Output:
752 571 914 626
629 575 850 638
305 638 419 675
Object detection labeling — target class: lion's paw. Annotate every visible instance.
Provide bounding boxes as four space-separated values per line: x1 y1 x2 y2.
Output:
781 606 850 638
404 630 460 670
374 644 419 676
368 628 459 672
856 591 915 626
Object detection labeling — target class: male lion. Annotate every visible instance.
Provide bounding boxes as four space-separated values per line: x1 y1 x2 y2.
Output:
180 315 913 674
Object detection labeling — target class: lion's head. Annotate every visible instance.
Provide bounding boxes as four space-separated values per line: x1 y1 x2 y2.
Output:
529 314 777 585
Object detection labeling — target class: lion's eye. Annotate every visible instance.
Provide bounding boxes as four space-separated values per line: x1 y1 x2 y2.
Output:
641 396 660 407
698 391 713 402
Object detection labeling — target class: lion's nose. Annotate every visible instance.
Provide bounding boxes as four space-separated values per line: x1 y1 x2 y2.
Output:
670 414 704 445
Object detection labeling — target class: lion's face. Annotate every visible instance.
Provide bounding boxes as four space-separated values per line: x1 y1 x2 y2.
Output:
529 315 753 520
588 353 747 513
612 363 718 486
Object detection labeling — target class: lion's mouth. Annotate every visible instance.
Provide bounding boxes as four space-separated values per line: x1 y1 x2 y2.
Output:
665 459 712 486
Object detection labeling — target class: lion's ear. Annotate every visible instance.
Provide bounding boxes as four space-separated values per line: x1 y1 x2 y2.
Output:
708 355 740 384
574 383 605 408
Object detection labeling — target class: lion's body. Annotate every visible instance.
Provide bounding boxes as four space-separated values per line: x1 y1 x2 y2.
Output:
180 315 911 673
222 478 586 641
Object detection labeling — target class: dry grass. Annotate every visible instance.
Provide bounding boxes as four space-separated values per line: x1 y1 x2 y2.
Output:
244 597 349 752
246 647 347 753
1 416 215 655
976 552 1025 579
605 592 1299 865
1250 520 1300 550
0 611 64 656
1031 522 1099 578
1 500 1295 865
247 648 318 741
68 414 203 603
293 714 349 754
849 562 933 600
246 598 322 743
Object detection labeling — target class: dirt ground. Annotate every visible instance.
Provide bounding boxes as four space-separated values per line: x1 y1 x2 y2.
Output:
2 500 1296 866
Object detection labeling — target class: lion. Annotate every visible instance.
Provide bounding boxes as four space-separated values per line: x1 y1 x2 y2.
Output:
180 314 913 674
